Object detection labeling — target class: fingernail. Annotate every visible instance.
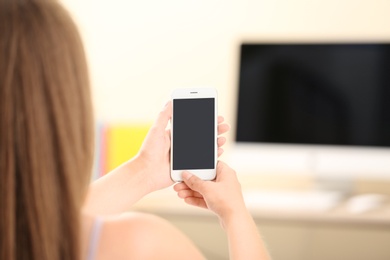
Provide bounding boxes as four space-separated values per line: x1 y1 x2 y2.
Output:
182 171 192 180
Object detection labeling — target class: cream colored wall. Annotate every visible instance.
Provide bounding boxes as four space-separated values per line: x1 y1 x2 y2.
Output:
61 0 390 141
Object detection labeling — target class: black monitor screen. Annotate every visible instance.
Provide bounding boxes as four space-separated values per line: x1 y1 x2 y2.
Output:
236 43 390 147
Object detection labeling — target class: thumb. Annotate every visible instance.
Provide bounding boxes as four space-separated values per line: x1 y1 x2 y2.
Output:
153 101 172 131
182 172 206 193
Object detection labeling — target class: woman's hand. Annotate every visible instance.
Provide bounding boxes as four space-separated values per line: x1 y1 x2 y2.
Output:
136 101 230 193
174 162 272 260
85 102 230 215
173 161 246 223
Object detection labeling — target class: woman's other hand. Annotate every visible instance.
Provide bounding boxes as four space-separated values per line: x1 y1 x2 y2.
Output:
173 161 246 223
137 101 230 193
173 161 271 259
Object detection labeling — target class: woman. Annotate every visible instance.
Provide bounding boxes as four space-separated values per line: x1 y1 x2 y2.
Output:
0 0 270 259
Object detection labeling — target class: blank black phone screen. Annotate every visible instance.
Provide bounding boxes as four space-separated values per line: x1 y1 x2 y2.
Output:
172 98 215 170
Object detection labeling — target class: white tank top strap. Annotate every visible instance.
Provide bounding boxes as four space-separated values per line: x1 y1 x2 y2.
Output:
86 217 104 260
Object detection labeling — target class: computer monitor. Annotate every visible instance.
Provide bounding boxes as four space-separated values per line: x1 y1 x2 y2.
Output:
233 43 390 181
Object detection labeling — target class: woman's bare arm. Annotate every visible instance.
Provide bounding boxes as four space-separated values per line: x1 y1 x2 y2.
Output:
83 102 230 215
174 161 271 260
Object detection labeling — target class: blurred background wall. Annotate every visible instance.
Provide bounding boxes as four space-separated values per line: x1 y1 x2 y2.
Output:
60 0 390 136
60 1 390 259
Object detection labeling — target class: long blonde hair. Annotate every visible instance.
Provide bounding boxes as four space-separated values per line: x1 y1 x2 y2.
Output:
0 0 94 259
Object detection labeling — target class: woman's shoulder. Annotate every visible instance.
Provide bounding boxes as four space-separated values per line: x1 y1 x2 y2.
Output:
96 212 205 260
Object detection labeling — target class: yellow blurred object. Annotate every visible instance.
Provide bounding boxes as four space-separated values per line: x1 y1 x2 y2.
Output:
106 124 151 172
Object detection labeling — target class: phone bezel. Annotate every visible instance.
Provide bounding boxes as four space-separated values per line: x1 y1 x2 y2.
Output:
170 88 218 182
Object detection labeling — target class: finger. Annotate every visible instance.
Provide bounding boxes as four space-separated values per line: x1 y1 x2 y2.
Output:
177 190 203 199
218 123 230 135
217 160 228 172
217 136 226 147
218 116 224 124
165 129 171 146
215 160 227 180
182 171 206 193
216 160 236 180
173 182 190 192
218 147 224 157
153 101 172 131
184 197 208 209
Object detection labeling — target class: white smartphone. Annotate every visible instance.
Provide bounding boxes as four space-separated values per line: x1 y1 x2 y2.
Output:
170 88 218 182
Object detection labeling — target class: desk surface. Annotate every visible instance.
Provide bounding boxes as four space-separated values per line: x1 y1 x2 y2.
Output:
132 188 390 227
